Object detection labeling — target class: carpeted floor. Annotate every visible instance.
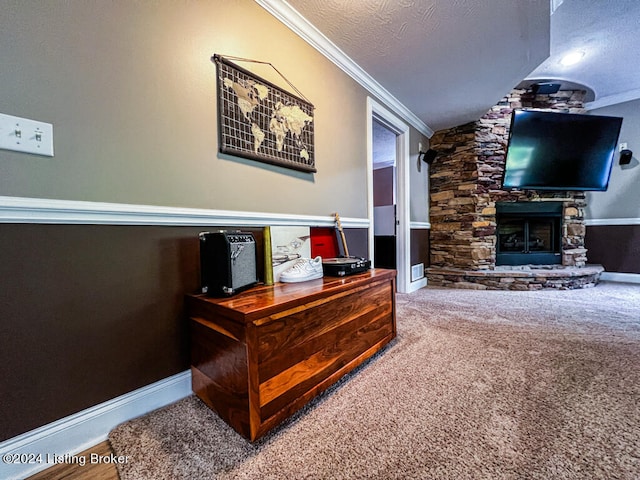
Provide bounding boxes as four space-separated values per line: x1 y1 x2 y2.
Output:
109 282 640 479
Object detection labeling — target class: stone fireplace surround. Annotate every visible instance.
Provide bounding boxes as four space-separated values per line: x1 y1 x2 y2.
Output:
426 88 603 290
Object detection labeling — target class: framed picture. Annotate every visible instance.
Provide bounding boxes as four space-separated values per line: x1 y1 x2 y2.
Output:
269 226 311 282
213 55 316 173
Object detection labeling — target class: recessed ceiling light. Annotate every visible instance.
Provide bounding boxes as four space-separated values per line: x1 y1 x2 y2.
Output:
560 50 585 66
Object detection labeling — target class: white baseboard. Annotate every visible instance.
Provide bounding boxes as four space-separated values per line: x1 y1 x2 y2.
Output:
407 277 428 293
0 370 192 480
600 272 640 284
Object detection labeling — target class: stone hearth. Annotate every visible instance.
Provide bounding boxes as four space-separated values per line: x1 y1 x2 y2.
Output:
427 88 603 290
428 265 604 290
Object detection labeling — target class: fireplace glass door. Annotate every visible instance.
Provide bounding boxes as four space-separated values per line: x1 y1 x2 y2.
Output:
496 216 562 265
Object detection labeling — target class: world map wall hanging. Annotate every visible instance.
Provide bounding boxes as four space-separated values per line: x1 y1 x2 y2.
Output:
213 54 316 173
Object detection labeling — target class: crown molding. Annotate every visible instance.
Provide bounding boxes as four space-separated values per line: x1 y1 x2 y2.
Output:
254 0 434 138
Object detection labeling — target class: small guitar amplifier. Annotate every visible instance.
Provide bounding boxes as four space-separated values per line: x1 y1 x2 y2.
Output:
199 231 258 296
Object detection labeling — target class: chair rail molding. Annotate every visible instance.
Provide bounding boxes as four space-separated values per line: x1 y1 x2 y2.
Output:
0 196 369 228
585 217 640 226
410 221 431 229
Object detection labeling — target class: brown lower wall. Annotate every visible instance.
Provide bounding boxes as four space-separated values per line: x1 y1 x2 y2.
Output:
0 224 202 441
411 229 430 268
585 224 640 274
0 223 368 442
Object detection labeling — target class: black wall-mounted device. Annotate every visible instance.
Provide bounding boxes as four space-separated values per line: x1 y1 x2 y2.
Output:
419 149 438 165
423 149 438 165
620 149 633 165
199 231 258 296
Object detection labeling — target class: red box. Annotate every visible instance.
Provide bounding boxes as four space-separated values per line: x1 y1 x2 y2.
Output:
310 227 338 259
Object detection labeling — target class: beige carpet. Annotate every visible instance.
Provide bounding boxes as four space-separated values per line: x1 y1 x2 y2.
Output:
109 282 640 479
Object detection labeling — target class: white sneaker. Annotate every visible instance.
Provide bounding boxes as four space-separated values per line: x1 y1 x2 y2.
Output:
280 256 323 283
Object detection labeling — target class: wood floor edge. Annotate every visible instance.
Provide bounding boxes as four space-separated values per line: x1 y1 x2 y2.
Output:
26 440 119 480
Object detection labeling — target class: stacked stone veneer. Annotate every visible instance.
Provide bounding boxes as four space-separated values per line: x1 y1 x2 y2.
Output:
427 89 600 289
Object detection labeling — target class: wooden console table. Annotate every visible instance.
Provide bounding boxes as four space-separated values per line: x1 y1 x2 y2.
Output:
187 268 396 441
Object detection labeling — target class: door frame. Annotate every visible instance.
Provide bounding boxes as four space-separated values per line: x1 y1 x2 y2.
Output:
367 97 410 293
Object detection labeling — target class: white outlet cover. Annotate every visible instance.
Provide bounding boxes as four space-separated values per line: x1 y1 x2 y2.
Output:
0 113 54 157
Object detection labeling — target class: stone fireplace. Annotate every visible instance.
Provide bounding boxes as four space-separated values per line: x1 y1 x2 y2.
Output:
426 88 603 289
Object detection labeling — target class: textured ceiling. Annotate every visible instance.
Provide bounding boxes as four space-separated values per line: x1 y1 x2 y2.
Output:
527 0 640 108
372 119 397 169
287 0 550 132
284 0 640 133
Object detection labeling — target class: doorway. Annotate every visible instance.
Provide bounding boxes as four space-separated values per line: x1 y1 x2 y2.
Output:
367 98 410 293
372 119 397 270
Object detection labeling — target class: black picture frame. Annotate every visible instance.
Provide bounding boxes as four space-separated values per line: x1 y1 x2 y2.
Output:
214 55 316 173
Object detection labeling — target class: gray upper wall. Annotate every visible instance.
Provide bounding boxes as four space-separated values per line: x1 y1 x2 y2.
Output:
586 99 640 221
0 0 430 221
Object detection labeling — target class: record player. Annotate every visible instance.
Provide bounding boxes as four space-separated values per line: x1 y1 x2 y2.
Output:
322 213 371 277
322 256 371 277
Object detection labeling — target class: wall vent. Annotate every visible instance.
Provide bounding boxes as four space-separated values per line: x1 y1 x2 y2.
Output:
411 263 425 282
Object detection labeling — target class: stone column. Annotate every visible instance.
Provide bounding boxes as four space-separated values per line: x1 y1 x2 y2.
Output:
428 89 588 272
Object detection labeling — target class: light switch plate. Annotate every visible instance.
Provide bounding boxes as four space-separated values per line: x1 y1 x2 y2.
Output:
0 113 54 157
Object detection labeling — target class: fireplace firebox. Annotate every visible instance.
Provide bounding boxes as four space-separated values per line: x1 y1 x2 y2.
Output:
496 202 563 266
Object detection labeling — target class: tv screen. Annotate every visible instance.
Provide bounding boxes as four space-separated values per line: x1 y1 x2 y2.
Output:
502 110 623 191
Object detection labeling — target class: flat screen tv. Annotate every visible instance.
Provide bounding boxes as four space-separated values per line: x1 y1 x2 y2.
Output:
502 110 623 191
